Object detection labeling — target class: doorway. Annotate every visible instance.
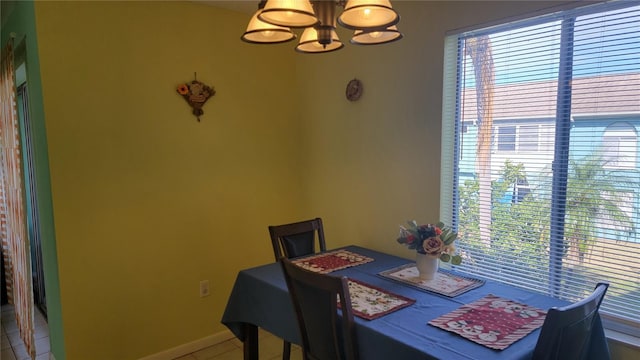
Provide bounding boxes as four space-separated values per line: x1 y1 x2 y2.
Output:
16 77 47 317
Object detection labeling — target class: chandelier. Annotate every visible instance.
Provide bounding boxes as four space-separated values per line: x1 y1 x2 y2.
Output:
241 0 403 54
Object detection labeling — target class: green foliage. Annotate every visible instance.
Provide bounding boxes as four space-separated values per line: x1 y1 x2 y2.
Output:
436 221 458 245
458 153 637 271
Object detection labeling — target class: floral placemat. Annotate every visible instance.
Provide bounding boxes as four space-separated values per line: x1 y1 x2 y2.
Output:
342 279 415 320
292 250 374 274
378 263 484 297
428 294 547 350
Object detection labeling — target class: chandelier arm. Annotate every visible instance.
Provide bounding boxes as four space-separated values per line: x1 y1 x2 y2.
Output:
312 0 338 46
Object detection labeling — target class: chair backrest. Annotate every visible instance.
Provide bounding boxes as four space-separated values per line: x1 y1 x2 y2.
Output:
269 218 326 261
280 257 359 360
532 282 609 360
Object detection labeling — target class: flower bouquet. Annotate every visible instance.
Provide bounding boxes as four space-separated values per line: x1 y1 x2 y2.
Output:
397 220 462 265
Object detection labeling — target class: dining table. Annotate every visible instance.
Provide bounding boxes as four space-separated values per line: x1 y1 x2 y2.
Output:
221 245 609 360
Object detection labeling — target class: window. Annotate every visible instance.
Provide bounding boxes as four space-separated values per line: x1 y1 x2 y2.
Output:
496 126 516 151
441 1 640 337
603 122 637 169
518 125 539 151
495 124 540 152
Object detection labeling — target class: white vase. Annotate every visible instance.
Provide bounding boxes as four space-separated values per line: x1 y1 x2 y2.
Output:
416 253 439 280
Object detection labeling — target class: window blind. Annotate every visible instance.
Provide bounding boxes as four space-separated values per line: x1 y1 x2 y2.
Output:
441 1 640 336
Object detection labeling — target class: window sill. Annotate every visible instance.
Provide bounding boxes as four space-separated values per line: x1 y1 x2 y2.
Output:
605 328 640 350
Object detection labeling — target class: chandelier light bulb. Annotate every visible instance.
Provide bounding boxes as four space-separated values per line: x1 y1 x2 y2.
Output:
351 25 403 45
296 27 344 54
241 9 296 44
243 0 402 52
338 0 399 30
259 0 318 28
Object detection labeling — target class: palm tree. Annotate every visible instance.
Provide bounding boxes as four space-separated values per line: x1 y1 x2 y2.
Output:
563 152 636 263
458 153 636 268
465 35 495 245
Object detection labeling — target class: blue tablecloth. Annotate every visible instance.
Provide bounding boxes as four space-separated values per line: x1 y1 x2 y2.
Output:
221 246 609 360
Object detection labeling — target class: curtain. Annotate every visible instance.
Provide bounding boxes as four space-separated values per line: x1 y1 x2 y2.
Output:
1 39 36 360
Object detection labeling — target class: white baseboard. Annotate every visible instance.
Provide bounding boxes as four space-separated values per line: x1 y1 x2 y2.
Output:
138 330 236 360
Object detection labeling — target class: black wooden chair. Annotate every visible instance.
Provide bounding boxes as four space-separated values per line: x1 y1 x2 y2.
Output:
532 282 610 360
269 217 327 359
280 257 359 360
269 217 326 261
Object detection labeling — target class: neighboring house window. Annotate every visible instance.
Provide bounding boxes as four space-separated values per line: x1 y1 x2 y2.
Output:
495 124 540 153
603 122 637 169
518 125 539 152
496 126 516 151
441 1 640 337
513 178 531 203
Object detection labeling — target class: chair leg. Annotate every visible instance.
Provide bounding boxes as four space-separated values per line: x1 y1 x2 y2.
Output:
282 340 291 360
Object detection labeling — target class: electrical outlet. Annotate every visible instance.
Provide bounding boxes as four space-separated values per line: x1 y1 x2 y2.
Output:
199 280 210 297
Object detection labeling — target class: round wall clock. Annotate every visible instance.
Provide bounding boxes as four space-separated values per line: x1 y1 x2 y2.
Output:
346 78 363 101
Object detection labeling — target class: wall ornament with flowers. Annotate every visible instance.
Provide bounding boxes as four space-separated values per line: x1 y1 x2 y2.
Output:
176 73 215 122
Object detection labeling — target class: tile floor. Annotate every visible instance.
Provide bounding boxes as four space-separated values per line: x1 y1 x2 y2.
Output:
173 330 303 360
1 304 50 360
2 303 300 360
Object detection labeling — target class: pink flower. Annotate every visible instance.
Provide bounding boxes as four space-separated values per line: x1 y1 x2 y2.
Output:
422 236 445 255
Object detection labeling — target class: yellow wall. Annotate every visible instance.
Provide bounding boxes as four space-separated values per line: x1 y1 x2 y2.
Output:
34 1 304 358
30 0 638 359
